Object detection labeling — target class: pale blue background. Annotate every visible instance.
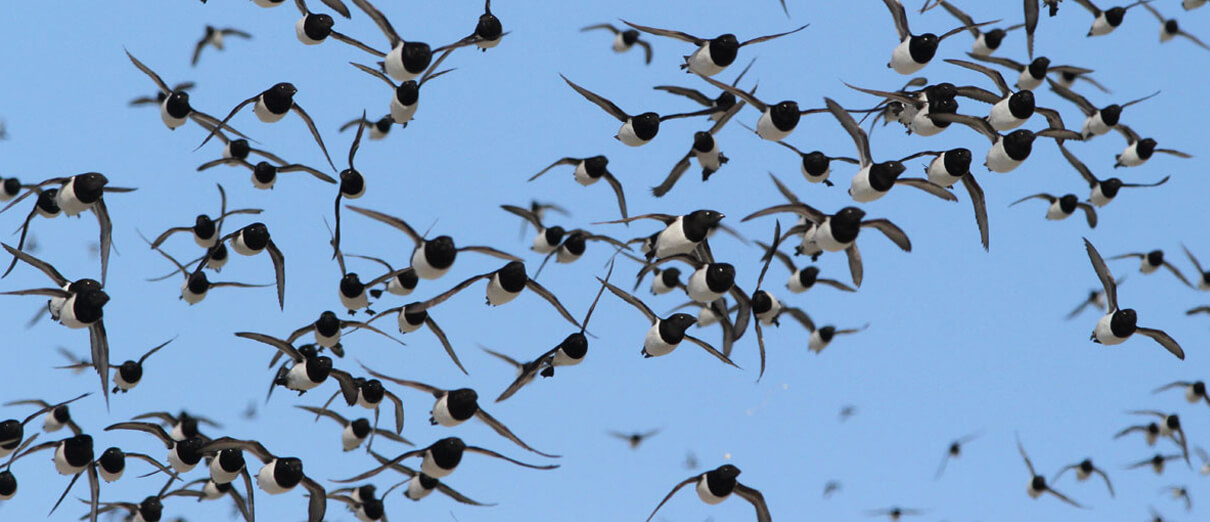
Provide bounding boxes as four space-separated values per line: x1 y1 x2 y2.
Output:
0 0 1207 520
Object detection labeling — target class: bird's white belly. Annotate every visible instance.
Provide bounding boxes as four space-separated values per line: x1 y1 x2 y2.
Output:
341 424 363 451
160 100 187 129
1089 15 1114 36
1027 484 1043 498
58 294 89 329
556 247 581 264
315 329 340 348
812 221 849 253
926 158 961 187
552 348 583 367
802 163 830 184
531 234 557 254
250 171 276 190
756 296 782 325
181 281 207 305
971 35 992 56
55 179 89 216
1140 259 1159 274
889 39 926 74
988 100 1024 131
616 120 649 147
756 110 792 141
1016 70 1042 91
1093 313 1128 345
696 306 719 327
99 466 122 483
201 480 224 499
256 461 290 494
411 248 449 280
486 276 520 306
696 478 729 504
1089 186 1111 207
1045 201 1070 220
985 140 1021 173
167 447 196 473
295 17 324 45
910 108 946 136
53 445 84 475
848 167 883 203
253 98 288 123
1117 143 1144 167
687 46 725 76
787 273 808 293
396 312 424 334
231 234 260 256
431 396 463 427
384 45 421 82
209 459 240 485
420 453 453 478
808 331 829 352
572 162 597 186
1083 114 1111 138
687 269 724 304
114 371 137 391
654 221 695 259
696 147 723 172
644 323 677 356
405 474 434 500
340 290 368 311
286 363 321 391
389 98 418 126
385 277 414 296
611 33 629 52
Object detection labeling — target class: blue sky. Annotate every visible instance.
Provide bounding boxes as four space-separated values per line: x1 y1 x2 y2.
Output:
0 0 1208 520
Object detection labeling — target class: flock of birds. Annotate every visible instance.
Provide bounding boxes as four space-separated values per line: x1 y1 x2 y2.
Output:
0 0 1208 520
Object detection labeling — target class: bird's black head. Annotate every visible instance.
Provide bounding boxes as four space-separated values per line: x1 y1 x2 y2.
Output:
274 457 304 489
52 404 72 423
401 41 434 75
396 81 420 106
0 470 16 497
138 496 163 521
559 332 588 359
1030 475 1046 490
64 434 95 465
193 216 219 242
118 360 143 384
361 497 385 520
36 189 61 215
1099 178 1123 198
165 91 192 119
497 261 528 292
632 112 661 141
252 162 278 185
692 131 715 153
395 268 419 290
622 29 640 45
186 270 211 296
1078 459 1093 472
1146 250 1164 266
373 116 394 133
1110 308 1138 338
177 436 206 463
98 447 125 474
350 418 372 438
983 28 1007 49
708 34 739 67
73 173 109 204
424 236 457 269
240 222 271 251
1099 105 1123 127
1058 194 1079 213
1007 90 1036 119
948 442 961 455
661 267 683 285
228 139 251 159
1194 381 1207 396
307 355 333 383
316 310 341 336
208 243 229 263
1105 7 1127 26
662 313 698 341
704 263 736 293
714 91 737 110
909 34 941 64
431 437 467 469
1165 19 1179 34
942 148 972 176
0 419 22 447
1166 415 1180 430
769 101 802 132
869 161 906 190
403 302 428 325
797 266 820 286
926 82 957 102
1027 57 1050 79
79 289 111 313
584 155 609 178
476 13 503 41
818 326 837 341
339 169 364 196
751 290 772 314
1003 130 1038 160
360 379 385 404
218 448 245 473
684 210 725 241
447 388 480 419
544 226 566 246
800 151 832 177
2 178 20 197
299 343 319 360
833 206 867 226
1135 138 1157 159
340 272 365 298
267 82 298 104
706 464 741 496
303 13 335 40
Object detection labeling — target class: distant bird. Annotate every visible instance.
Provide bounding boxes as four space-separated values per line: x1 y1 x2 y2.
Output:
351 54 455 127
1071 0 1153 36
529 155 628 220
126 50 242 134
646 464 771 522
784 312 869 354
1085 240 1184 359
351 0 465 81
899 147 988 249
1116 420 1162 446
967 53 1096 91
599 279 737 367
1 393 88 458
1053 458 1115 497
451 0 505 50
334 436 558 482
1196 447 1210 474
1161 485 1192 511
923 0 1024 56
1181 244 1210 290
598 209 726 261
581 23 653 64
365 302 466 374
935 431 981 479
1129 411 1191 464
1056 142 1168 207
339 114 394 140
1018 436 1084 508
292 0 379 55
1127 453 1183 475
561 74 708 146
609 429 662 449
1066 276 1124 319
1049 80 1159 139
654 58 756 120
1109 250 1192 287
652 99 746 196
201 437 328 522
295 406 411 452
1010 193 1098 228
147 184 261 252
622 20 807 76
237 332 334 398
57 337 175 394
0 176 31 202
280 310 402 359
199 82 338 171
767 140 858 187
1113 125 1192 168
1142 2 1210 49
196 157 335 191
822 480 842 498
313 372 405 440
204 222 286 309
365 450 494 505
757 240 855 294
697 72 829 142
417 261 581 328
882 0 992 74
132 410 221 442
347 206 520 280
933 112 1081 172
0 245 112 405
192 25 252 65
866 506 926 520
148 244 270 305
838 405 857 421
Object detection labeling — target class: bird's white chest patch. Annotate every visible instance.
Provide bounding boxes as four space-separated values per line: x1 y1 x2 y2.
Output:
787 273 808 293
231 234 260 256
340 289 369 311
57 294 88 329
384 45 421 82
808 331 829 353
257 461 290 494
160 99 188 129
486 274 521 306
988 99 1024 131
616 119 650 147
53 445 83 475
644 322 678 356
848 166 883 203
970 35 992 56
286 363 321 391
1089 186 1111 207
167 446 196 473
396 311 424 334
687 45 725 76
811 220 850 253
910 108 946 137
926 157 961 187
55 179 89 216
756 109 793 142
390 97 419 126
406 474 434 499
411 247 449 280
611 32 630 52
181 280 207 305
1093 313 1128 345
573 161 597 186
99 466 122 483
985 139 1021 173
1140 259 1159 274
1016 70 1042 91
432 395 463 427
315 329 340 348
253 97 288 123
1089 15 1114 36
1045 200 1071 220
1117 143 1144 167
209 458 240 485
420 452 454 478
802 162 830 183
696 477 729 504
532 233 558 254
114 371 137 391
341 423 363 451
687 268 723 304
295 17 323 45
1083 114 1111 138
654 219 696 259
696 306 719 327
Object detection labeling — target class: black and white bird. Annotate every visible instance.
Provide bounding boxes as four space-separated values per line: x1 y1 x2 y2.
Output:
0 245 112 405
1053 458 1116 497
147 184 261 252
340 114 395 141
201 437 328 522
826 98 957 203
896 147 988 249
1141 2 1209 49
487 268 612 401
128 81 194 108
335 436 558 482
652 100 746 196
1127 453 1183 475
562 75 708 147
17 433 102 521
1116 419 1163 446
236 332 334 396
1109 249 1192 287
1112 125 1192 168
104 421 207 474
1018 436 1084 508
501 204 568 254
930 112 1081 173
148 244 270 306
0 394 88 458
744 202 911 287
351 54 455 128
756 240 856 294
365 451 494 505
1129 410 1191 464
192 25 252 65
162 477 252 522
198 82 337 171
449 0 506 50
945 59 1067 132
935 431 981 479
126 51 243 135
622 20 807 76
282 310 403 359
58 337 174 394
967 53 1095 91
1154 380 1209 406
581 23 653 64
1057 141 1168 207
351 0 464 81
359 366 559 458
1084 239 1185 359
1049 80 1159 139
317 371 406 442
417 261 581 327
206 222 286 309
923 0 1023 56
609 429 662 450
1182 244 1210 291
132 410 221 443
768 139 858 187
347 206 520 280
292 0 381 55
696 73 830 142
1066 276 1123 319
1010 193 1098 228
529 155 628 220
646 464 771 522
783 311 869 354
598 209 726 261
365 302 466 374
197 156 335 191
1072 0 1153 36
295 406 411 452
867 506 927 520
330 115 370 259
882 0 992 74
600 279 737 367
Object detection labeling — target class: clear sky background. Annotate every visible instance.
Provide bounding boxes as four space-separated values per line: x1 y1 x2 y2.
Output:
1 0 1208 520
